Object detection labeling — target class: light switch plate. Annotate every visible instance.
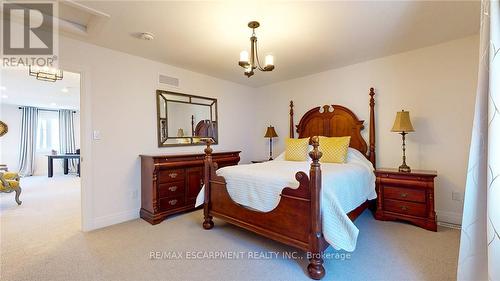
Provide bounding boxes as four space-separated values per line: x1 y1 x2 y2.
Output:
452 191 464 201
93 130 101 140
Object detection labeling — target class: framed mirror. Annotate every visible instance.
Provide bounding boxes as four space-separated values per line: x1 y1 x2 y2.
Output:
157 90 218 147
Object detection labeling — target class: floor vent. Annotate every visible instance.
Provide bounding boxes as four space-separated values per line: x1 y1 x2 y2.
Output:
159 74 179 87
437 221 462 230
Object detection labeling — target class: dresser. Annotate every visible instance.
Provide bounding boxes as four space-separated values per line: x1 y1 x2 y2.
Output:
374 168 437 231
140 151 240 225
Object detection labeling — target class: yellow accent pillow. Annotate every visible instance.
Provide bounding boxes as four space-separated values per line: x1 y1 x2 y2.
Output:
319 136 351 163
285 138 309 161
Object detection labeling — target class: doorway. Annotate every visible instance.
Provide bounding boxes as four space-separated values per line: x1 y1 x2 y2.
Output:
0 66 83 231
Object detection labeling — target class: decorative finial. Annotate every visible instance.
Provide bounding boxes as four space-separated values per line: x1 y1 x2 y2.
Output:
369 87 375 97
309 136 322 163
203 138 214 155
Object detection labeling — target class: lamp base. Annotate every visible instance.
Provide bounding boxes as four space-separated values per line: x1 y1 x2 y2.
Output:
398 164 411 173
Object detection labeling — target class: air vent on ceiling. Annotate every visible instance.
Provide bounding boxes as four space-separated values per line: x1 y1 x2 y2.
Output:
159 74 179 87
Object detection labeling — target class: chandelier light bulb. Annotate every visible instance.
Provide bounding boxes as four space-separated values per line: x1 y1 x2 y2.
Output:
240 51 249 63
265 55 274 66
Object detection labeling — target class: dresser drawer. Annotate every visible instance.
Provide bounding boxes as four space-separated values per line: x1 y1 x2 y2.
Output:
158 180 185 198
159 169 185 183
159 196 185 212
384 186 425 203
384 199 427 217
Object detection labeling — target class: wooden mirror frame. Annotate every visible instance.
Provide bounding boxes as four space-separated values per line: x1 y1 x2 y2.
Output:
156 90 218 147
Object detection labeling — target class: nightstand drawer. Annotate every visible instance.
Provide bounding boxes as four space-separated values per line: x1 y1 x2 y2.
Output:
158 180 185 198
384 199 427 217
159 196 185 212
159 169 185 183
384 186 425 203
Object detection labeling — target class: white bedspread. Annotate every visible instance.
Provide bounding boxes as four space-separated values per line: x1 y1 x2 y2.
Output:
195 148 376 252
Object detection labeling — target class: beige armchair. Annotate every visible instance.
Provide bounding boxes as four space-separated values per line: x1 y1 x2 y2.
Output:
0 172 22 205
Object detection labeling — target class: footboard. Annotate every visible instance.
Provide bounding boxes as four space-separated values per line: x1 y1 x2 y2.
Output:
202 137 326 280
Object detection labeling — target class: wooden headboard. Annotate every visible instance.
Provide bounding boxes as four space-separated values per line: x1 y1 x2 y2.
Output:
289 88 376 167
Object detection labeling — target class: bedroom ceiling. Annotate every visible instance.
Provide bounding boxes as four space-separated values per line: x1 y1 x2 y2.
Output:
65 1 480 87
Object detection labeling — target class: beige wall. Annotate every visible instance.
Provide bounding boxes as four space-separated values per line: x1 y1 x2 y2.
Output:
58 36 258 230
253 35 479 224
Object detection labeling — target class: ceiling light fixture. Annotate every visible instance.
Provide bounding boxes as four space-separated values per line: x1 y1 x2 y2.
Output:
139 32 155 41
1 95 8 99
238 21 274 78
61 87 69 93
29 65 63 82
0 86 6 91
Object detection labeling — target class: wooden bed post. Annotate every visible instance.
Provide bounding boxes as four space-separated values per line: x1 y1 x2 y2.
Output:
307 136 325 280
203 139 214 230
368 88 376 168
289 100 294 138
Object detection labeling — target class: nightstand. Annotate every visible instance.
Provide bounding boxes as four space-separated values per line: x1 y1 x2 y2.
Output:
251 160 270 163
374 168 437 231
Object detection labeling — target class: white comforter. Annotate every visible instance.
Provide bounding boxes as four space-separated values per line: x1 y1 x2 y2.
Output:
195 148 376 252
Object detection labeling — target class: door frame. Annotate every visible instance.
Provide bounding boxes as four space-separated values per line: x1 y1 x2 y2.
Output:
59 63 93 231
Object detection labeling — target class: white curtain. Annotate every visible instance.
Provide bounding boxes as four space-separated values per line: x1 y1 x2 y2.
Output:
58 109 77 172
457 1 499 280
17 106 38 176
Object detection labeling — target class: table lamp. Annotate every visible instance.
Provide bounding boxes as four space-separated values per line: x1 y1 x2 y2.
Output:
264 126 278 160
391 110 415 172
177 128 185 137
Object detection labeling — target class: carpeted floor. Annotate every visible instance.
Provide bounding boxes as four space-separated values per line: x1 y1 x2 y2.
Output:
0 176 460 281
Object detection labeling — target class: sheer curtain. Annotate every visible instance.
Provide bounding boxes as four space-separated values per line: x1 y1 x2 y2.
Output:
457 1 499 280
58 109 77 172
18 106 39 176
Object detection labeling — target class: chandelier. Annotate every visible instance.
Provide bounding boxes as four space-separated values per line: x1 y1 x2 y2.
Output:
29 65 63 82
238 21 275 77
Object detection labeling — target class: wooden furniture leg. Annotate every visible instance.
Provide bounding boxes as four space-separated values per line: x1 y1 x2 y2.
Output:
203 139 214 230
14 187 22 205
307 137 325 280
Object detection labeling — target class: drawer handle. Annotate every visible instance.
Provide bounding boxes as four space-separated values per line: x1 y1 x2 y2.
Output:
400 206 409 211
168 186 178 192
168 199 178 205
169 172 178 178
400 193 408 198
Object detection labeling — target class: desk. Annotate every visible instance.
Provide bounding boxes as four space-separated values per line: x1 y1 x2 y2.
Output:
47 154 80 177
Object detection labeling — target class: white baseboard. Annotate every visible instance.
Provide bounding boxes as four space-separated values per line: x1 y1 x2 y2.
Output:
436 210 463 225
88 209 139 231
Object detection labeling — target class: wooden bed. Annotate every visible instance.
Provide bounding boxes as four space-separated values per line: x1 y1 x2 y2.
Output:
201 88 376 280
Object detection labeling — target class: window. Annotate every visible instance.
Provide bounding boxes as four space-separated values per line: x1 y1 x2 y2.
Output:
36 111 59 152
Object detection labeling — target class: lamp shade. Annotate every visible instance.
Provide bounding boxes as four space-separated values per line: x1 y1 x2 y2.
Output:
177 128 185 137
391 110 415 132
264 126 278 138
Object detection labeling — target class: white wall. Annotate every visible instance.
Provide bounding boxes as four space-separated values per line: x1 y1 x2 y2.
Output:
254 35 479 224
0 103 21 171
58 36 258 230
